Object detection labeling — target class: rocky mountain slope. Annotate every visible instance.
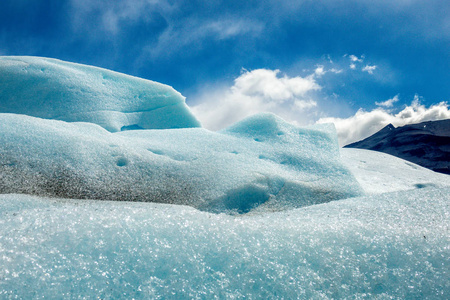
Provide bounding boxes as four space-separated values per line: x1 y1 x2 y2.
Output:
345 119 450 175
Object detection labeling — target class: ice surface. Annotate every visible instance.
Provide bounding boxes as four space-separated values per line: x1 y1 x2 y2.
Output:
0 113 362 213
0 56 200 131
341 148 450 194
1 188 448 298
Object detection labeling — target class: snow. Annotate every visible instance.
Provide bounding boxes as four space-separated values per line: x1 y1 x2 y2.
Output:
0 56 200 131
341 148 450 194
0 112 362 213
1 188 448 298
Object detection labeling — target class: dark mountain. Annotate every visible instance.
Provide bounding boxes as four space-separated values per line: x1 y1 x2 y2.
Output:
345 119 450 175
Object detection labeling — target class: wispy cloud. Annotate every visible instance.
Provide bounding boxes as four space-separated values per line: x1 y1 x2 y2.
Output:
70 0 173 34
204 19 264 40
318 96 450 146
191 69 320 130
375 94 399 108
314 65 342 77
143 17 264 59
329 68 343 74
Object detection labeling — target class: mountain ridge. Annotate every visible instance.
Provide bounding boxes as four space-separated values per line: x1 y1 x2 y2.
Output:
345 119 450 174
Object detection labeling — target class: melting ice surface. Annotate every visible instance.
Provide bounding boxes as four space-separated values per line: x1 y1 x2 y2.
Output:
0 57 449 298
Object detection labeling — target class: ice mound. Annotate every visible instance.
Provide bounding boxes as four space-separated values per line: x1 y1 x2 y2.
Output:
0 56 200 131
1 187 448 298
0 113 362 213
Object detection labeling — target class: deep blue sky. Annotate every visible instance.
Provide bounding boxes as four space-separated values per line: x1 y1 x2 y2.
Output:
1 0 449 135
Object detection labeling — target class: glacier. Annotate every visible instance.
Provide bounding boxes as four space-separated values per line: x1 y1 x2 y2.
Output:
0 56 200 131
1 56 449 298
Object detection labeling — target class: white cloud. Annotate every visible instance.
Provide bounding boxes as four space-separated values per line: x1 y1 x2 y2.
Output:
362 65 377 74
313 65 342 77
349 54 364 62
233 69 319 101
191 69 321 130
375 94 399 108
347 55 374 72
314 65 325 77
318 98 450 146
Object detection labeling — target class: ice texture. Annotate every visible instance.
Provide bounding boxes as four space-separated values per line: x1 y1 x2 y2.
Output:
0 112 362 213
0 56 200 131
341 148 450 194
1 188 448 298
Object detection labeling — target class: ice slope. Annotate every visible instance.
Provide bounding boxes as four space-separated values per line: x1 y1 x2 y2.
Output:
0 112 362 213
341 148 450 194
1 187 448 299
0 56 200 131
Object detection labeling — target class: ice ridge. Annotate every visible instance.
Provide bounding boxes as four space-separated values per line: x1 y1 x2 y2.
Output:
0 56 201 131
0 113 363 213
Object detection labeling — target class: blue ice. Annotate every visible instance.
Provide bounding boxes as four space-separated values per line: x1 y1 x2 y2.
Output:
0 112 363 213
0 56 200 131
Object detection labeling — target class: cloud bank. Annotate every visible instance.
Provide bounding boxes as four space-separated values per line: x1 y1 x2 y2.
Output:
191 69 320 130
318 97 450 146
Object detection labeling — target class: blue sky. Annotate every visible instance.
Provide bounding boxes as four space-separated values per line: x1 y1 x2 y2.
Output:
1 0 449 144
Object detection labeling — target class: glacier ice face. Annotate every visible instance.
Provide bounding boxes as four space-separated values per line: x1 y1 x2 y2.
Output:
0 56 201 131
1 188 448 298
0 113 362 213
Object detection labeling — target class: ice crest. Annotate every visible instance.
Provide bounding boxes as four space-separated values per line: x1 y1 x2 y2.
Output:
0 56 201 131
